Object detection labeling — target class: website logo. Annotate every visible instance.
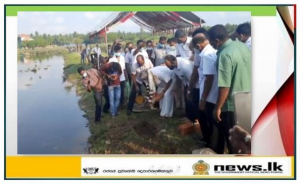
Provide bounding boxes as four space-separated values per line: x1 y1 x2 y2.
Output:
214 162 283 174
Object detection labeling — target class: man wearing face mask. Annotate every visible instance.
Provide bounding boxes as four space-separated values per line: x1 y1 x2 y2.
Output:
151 36 167 66
166 37 177 57
208 25 251 153
146 40 154 64
236 23 251 51
127 54 154 115
108 44 127 107
192 33 218 152
100 62 122 118
77 67 103 124
132 40 149 65
166 37 184 108
188 28 207 101
125 42 133 85
147 65 177 118
164 55 194 86
175 30 193 59
164 55 199 123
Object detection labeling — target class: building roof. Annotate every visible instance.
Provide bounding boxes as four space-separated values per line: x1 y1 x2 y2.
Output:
18 34 34 41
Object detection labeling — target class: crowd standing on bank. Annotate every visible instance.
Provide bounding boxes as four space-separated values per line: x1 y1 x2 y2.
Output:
77 22 252 154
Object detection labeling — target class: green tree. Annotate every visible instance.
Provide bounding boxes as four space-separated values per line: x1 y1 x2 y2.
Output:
26 41 36 49
73 31 78 38
34 31 39 38
73 37 83 51
202 25 211 30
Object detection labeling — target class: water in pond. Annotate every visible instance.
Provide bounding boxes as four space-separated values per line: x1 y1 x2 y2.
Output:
18 54 90 154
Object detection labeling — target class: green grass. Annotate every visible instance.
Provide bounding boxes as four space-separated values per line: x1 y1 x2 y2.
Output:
63 52 200 154
18 46 68 54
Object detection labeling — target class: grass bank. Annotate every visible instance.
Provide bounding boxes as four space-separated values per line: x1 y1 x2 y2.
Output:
63 52 200 154
18 46 68 54
18 47 69 62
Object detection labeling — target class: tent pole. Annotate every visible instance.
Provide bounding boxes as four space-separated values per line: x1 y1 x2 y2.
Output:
199 17 202 27
152 30 154 40
97 33 100 70
105 26 108 56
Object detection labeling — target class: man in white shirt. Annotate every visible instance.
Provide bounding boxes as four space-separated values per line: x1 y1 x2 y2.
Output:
132 40 149 65
166 37 177 57
174 30 193 59
166 37 184 108
108 44 127 106
188 28 208 102
236 23 251 51
147 66 176 118
151 36 167 66
92 44 101 58
92 44 102 68
193 33 219 152
127 54 153 115
164 55 199 123
165 56 193 86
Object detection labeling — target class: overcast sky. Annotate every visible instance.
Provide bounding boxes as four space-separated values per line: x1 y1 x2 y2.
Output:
18 11 251 35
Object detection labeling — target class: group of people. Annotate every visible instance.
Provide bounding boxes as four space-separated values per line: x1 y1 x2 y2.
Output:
80 44 102 65
77 22 252 154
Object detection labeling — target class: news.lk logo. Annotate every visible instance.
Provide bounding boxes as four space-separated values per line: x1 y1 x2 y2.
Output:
214 162 283 174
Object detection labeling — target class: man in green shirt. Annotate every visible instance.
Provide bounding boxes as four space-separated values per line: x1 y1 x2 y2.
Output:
207 25 251 154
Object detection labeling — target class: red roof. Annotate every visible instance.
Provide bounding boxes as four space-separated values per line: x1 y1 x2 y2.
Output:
18 34 34 41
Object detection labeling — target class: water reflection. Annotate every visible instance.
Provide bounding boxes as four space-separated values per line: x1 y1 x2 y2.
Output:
18 54 90 154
